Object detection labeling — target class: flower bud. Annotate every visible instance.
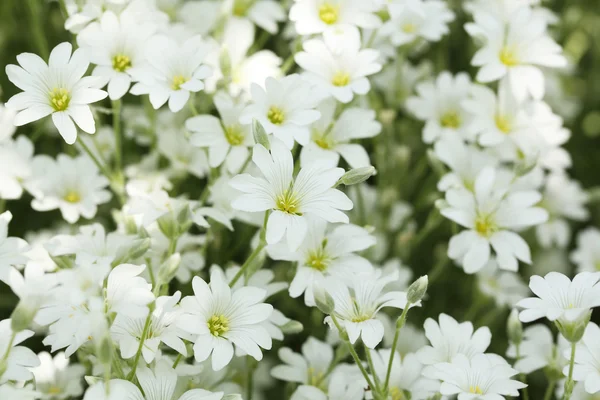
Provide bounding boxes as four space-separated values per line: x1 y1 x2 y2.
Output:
314 283 335 315
507 309 523 345
158 253 182 285
280 320 303 335
253 119 270 150
112 238 152 267
337 166 377 186
407 275 428 304
10 301 37 332
555 310 591 343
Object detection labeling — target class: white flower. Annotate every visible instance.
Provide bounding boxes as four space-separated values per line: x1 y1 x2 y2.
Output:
105 263 154 318
230 139 353 251
476 262 529 308
31 352 85 399
0 383 40 400
0 103 17 143
271 337 333 388
83 362 227 400
372 350 439 400
406 71 473 143
289 0 381 35
0 136 34 200
517 272 600 323
76 10 157 100
536 173 589 248
295 27 381 103
300 98 381 168
568 322 600 395
466 7 567 100
130 35 212 112
223 0 286 33
27 155 112 224
417 313 491 376
571 228 600 274
240 75 322 149
158 127 210 179
5 42 107 144
178 269 273 371
290 368 365 400
441 167 548 273
0 211 29 283
112 292 187 363
432 353 526 399
7 264 58 320
187 92 253 173
506 324 568 374
324 271 415 348
267 217 375 306
0 319 39 383
380 0 454 46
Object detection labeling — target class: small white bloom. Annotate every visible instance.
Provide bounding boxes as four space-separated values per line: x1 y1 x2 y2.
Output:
0 103 17 143
295 27 381 103
27 155 112 224
0 211 29 283
230 139 353 251
571 228 600 274
178 269 273 371
0 319 39 383
158 127 210 179
130 35 212 112
271 337 332 388
5 42 107 144
31 352 85 399
289 0 381 35
506 324 568 374
476 262 529 308
568 322 600 395
105 263 154 318
0 136 34 200
290 368 365 400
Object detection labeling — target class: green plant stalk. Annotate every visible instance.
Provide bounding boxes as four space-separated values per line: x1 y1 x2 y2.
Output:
112 100 123 171
383 305 410 394
364 344 382 393
515 346 530 400
562 342 577 400
544 379 556 400
229 211 269 286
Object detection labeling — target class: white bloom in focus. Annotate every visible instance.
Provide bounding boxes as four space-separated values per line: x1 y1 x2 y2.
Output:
230 139 353 251
380 0 454 46
432 353 526 399
466 8 567 100
130 35 211 112
571 228 600 274
301 99 381 168
0 211 29 283
417 313 491 377
441 167 548 273
324 271 415 348
5 42 107 144
27 155 112 224
31 352 85 399
105 263 154 318
187 92 253 173
77 10 157 100
0 136 34 200
271 337 332 388
295 27 381 103
406 72 473 143
267 217 375 306
0 319 39 383
517 272 600 323
506 324 568 374
112 292 187 363
178 269 273 371
568 322 600 395
240 75 322 149
289 0 381 35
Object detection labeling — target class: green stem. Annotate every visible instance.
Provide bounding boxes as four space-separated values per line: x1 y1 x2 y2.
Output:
77 138 113 179
562 343 577 400
126 312 152 381
516 346 530 400
1 332 16 361
172 354 183 368
280 53 296 74
229 211 269 287
246 357 255 400
544 380 556 400
364 344 381 392
112 100 123 172
383 305 409 392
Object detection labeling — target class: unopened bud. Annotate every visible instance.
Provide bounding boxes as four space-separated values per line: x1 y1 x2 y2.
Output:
157 212 177 239
281 320 303 335
406 275 428 304
338 166 376 186
112 238 152 267
50 255 73 270
555 310 591 343
507 309 523 345
252 119 270 150
177 206 193 235
158 253 182 284
314 284 335 315
10 301 37 332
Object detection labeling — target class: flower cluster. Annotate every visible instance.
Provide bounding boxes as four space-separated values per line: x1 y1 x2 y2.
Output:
0 0 599 399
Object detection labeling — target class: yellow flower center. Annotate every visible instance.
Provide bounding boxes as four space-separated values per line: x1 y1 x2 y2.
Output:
440 110 461 128
312 130 335 149
172 75 188 91
63 190 81 203
469 385 483 394
474 213 497 238
224 125 245 146
332 71 350 87
49 88 71 112
390 387 405 400
112 54 132 72
318 3 339 25
48 386 62 395
208 314 230 337
495 114 512 133
307 367 328 391
306 248 330 272
499 46 519 67
267 106 285 125
232 0 255 16
402 23 416 33
276 190 300 215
